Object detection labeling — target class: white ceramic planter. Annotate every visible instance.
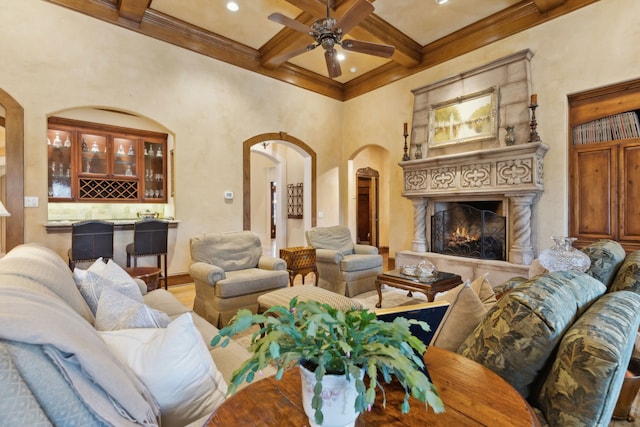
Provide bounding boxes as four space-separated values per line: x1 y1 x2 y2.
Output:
299 365 362 427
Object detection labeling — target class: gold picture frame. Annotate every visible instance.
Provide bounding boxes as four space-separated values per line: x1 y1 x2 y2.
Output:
429 87 498 147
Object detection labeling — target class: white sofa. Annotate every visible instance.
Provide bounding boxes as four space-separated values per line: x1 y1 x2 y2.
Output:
0 243 272 427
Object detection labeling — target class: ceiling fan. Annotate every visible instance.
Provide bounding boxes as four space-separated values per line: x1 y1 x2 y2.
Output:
268 0 395 78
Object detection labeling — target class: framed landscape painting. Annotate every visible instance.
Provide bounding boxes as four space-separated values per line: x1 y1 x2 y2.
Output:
429 87 497 147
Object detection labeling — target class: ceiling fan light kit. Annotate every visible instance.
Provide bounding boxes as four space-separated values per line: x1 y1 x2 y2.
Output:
268 0 395 78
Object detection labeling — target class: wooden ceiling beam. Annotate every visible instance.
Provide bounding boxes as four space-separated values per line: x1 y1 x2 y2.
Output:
284 0 363 18
343 0 600 100
285 0 420 67
532 0 566 13
44 0 599 101
354 15 421 67
116 0 150 23
259 13 316 69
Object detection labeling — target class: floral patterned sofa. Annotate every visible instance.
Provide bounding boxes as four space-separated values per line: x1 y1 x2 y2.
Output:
458 240 640 426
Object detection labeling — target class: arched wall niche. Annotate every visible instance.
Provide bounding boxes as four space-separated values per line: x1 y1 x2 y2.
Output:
243 132 317 231
0 88 24 250
45 106 176 221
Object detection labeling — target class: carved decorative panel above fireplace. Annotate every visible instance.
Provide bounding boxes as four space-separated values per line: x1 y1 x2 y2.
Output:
400 50 548 267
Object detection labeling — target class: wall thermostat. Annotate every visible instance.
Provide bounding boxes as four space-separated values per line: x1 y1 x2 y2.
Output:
224 191 234 200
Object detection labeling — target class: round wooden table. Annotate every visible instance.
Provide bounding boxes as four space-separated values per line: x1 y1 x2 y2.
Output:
207 346 540 426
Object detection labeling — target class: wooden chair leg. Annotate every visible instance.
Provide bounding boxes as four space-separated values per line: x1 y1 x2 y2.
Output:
163 254 168 289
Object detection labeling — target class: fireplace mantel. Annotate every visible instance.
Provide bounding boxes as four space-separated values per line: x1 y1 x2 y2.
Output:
401 142 548 197
400 141 548 265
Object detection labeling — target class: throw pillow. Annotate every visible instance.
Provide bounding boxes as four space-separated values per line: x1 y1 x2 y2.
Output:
99 313 227 427
95 289 171 331
72 257 108 285
470 272 497 309
78 269 144 315
430 274 496 352
430 283 484 352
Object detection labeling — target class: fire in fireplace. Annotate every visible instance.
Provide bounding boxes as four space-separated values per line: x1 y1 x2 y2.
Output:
431 202 506 260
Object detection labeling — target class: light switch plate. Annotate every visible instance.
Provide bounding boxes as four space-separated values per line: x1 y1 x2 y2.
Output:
224 191 233 200
24 196 39 207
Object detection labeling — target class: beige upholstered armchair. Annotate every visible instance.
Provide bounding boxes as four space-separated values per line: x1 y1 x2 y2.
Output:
305 225 383 297
189 231 289 328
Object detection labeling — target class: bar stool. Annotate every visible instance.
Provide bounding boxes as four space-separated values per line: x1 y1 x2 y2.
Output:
68 220 114 270
126 219 169 289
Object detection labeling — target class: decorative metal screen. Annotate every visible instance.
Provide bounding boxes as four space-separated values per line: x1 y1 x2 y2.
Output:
431 204 506 260
79 178 139 200
287 183 303 219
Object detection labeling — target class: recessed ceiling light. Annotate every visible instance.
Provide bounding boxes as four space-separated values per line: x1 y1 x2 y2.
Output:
435 0 448 4
350 67 357 73
337 53 345 61
227 1 239 12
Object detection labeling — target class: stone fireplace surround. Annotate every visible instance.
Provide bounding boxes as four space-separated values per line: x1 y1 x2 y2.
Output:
396 50 549 285
397 142 548 284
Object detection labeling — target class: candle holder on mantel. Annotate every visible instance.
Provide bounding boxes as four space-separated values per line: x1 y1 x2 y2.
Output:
528 102 541 142
402 129 410 161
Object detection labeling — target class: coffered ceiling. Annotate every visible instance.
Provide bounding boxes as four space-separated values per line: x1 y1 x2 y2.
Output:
46 0 598 100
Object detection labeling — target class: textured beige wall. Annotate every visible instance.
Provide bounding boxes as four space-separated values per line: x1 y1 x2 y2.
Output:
0 0 342 274
343 0 640 259
2 0 639 275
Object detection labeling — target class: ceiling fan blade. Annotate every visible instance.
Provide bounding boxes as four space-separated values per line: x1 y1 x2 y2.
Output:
341 39 394 58
268 13 313 35
269 44 317 64
325 49 342 78
333 0 374 35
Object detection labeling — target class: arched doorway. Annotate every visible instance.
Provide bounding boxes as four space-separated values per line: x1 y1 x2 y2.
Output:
348 144 389 253
243 132 317 248
0 88 24 251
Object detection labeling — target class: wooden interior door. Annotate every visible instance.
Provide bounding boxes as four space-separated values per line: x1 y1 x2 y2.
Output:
355 167 379 247
270 181 276 239
357 177 371 244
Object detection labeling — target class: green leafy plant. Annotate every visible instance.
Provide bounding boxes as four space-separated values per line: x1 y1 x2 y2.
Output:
211 297 444 424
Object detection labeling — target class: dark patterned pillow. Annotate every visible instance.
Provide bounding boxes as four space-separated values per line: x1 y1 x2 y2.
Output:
609 251 640 294
457 271 606 398
492 276 528 300
581 239 626 288
536 291 640 426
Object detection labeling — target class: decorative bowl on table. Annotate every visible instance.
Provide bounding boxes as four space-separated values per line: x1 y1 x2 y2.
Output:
400 265 416 276
415 259 436 279
137 210 159 219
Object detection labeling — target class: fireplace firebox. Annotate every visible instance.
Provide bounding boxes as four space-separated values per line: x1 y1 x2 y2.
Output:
431 203 506 260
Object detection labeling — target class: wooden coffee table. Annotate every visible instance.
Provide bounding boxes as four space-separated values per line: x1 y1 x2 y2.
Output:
375 270 462 308
207 346 540 426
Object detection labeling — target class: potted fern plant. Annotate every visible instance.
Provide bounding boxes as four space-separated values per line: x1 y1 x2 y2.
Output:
211 297 444 426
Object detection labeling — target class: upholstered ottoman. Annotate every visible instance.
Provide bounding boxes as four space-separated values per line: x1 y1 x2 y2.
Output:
257 285 363 312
